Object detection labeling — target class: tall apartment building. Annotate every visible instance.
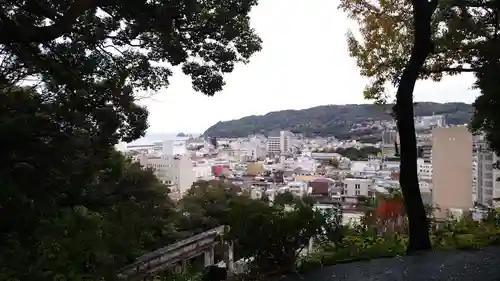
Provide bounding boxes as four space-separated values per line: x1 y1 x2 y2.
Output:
473 135 500 206
432 127 473 217
280 130 293 155
267 131 281 155
266 130 293 155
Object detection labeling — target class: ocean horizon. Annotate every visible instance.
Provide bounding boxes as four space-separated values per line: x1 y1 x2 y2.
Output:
116 132 202 151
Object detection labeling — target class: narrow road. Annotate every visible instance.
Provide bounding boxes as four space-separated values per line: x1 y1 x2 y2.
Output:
283 246 500 281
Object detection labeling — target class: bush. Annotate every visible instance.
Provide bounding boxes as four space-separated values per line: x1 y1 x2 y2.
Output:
299 225 406 273
299 211 500 273
432 215 500 250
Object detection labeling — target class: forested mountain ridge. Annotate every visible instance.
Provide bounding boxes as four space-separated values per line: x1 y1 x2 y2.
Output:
203 102 473 138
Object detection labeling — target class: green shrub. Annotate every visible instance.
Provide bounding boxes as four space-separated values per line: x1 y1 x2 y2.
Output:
300 212 500 274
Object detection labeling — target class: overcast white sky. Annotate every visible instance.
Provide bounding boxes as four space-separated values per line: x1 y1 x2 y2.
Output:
138 0 478 135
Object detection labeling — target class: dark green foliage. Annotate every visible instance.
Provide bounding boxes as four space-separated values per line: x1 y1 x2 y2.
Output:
0 2 262 279
318 147 381 160
274 191 296 206
203 103 472 138
226 198 336 274
1 0 262 147
323 158 340 168
0 89 179 280
301 210 500 274
1 0 262 96
336 147 381 160
177 181 337 275
202 266 227 281
177 180 240 234
470 42 500 155
356 135 382 144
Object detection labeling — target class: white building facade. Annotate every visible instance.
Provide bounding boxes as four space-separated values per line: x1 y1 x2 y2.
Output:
474 137 500 206
139 154 196 196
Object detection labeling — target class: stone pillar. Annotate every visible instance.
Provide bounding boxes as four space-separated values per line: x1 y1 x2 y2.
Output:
204 246 215 266
174 262 183 274
226 241 234 273
181 259 188 272
308 237 314 254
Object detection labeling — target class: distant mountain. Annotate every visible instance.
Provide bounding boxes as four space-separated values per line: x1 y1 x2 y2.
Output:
203 102 473 139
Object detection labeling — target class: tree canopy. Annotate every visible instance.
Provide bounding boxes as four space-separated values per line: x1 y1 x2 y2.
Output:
0 1 263 279
338 0 500 252
1 0 262 145
177 180 241 234
1 0 262 94
338 0 446 252
0 88 179 280
338 0 500 153
338 0 496 102
176 181 338 275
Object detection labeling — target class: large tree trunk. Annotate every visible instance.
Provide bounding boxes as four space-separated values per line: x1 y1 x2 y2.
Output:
395 0 437 253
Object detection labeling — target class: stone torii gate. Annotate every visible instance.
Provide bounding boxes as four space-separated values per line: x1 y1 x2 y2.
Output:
117 225 234 280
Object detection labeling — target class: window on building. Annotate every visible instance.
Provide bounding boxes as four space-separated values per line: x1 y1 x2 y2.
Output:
355 190 360 196
355 184 361 189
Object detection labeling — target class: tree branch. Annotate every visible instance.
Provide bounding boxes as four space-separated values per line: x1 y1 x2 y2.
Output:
0 0 98 44
429 0 439 13
423 66 479 73
449 0 500 8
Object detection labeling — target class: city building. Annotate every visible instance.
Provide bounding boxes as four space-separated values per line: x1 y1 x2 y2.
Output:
267 131 281 155
415 114 446 129
473 135 500 206
139 154 196 195
432 127 473 218
266 130 293 155
341 177 374 198
417 158 432 181
162 138 188 155
280 130 293 155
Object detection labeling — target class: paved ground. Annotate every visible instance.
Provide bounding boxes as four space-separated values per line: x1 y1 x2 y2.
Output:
282 247 500 281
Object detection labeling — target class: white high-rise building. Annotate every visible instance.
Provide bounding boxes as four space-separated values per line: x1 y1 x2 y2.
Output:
473 135 500 206
280 130 293 155
266 130 293 155
139 154 195 195
135 136 194 197
267 131 281 155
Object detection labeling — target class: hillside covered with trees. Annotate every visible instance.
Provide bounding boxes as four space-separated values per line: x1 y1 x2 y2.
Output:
203 102 472 138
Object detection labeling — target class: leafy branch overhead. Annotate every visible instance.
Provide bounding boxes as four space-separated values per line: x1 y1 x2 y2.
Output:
339 0 496 103
1 0 262 95
1 0 262 143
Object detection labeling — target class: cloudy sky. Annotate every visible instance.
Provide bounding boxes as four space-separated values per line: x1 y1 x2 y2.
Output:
138 0 478 135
